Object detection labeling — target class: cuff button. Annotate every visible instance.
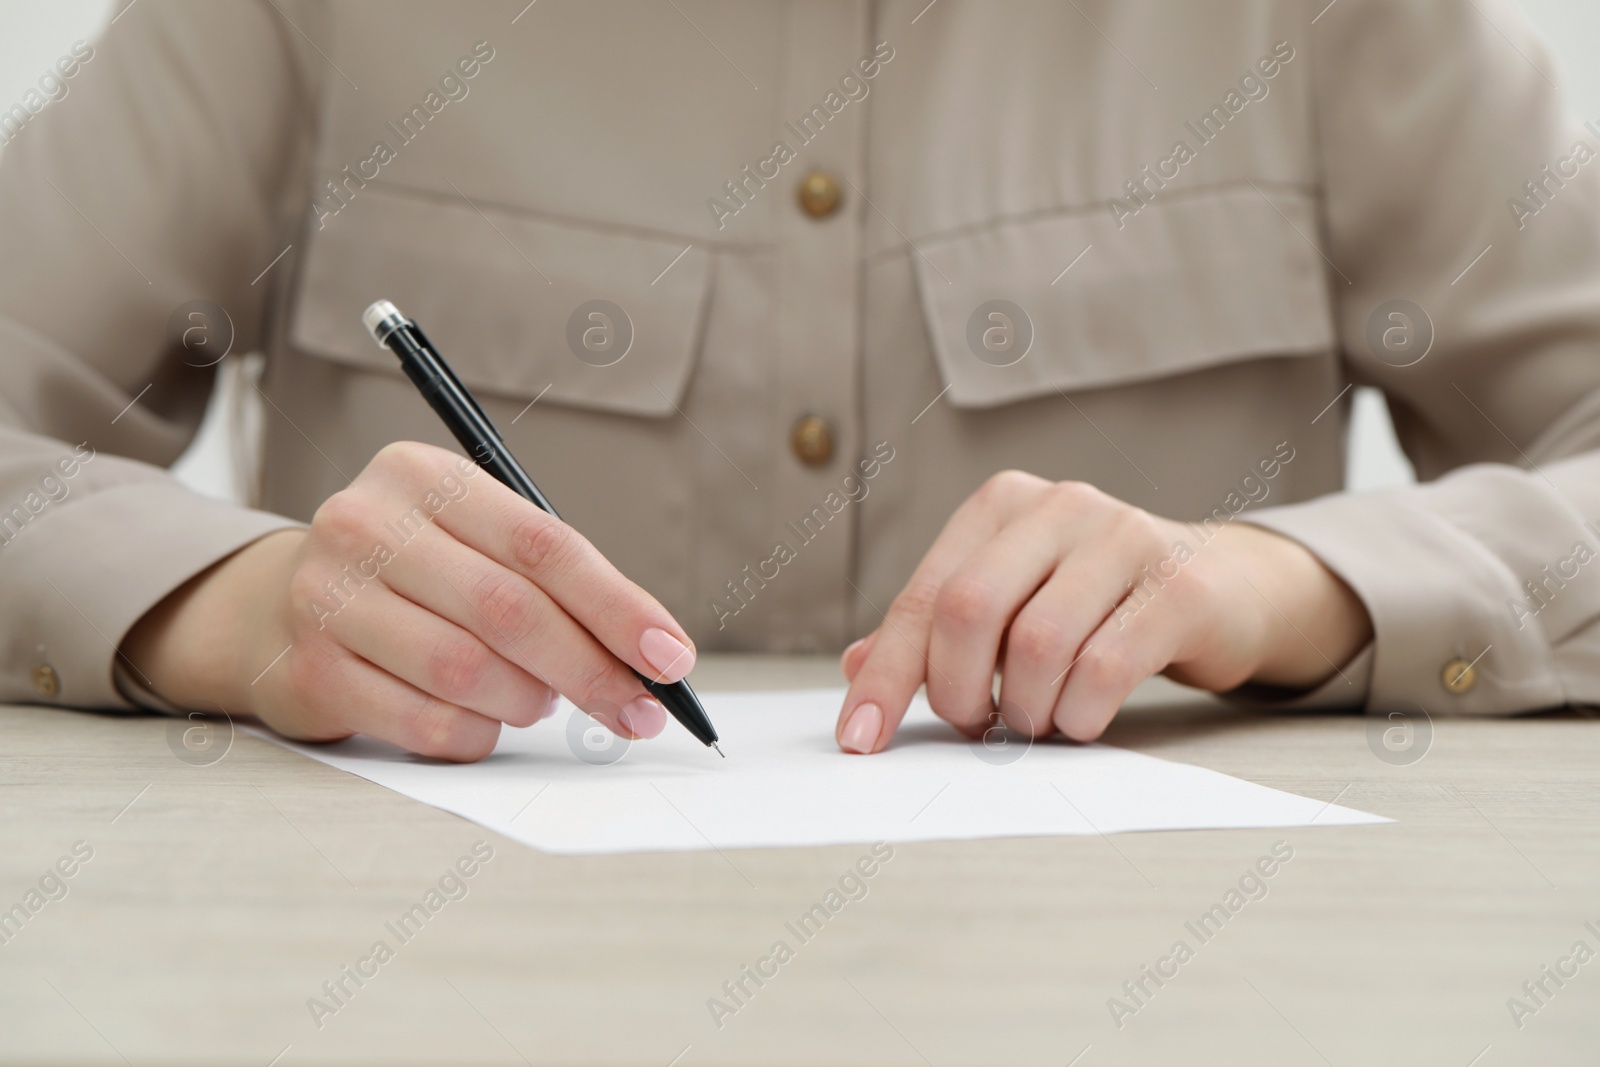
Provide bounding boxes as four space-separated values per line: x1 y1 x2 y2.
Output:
32 664 60 698
1440 658 1477 695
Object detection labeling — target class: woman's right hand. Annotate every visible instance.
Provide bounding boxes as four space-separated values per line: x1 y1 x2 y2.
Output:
120 441 697 760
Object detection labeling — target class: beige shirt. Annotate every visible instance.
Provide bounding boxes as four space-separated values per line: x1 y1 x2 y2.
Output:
0 0 1593 720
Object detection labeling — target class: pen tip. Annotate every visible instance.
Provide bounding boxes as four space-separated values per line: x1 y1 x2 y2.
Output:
712 743 725 759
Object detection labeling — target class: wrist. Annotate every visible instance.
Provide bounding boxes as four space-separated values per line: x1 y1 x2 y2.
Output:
1226 523 1372 689
120 529 305 714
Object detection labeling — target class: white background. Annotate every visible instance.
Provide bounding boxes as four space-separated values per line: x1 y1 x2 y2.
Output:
2 0 1596 502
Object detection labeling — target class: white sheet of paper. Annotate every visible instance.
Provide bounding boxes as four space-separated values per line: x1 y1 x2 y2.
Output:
248 689 1388 853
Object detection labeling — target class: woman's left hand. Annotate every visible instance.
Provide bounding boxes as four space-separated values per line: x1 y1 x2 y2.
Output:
833 470 1372 754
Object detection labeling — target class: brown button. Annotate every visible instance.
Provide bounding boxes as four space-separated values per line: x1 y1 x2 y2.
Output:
32 664 60 698
797 171 843 218
790 415 835 467
1441 658 1477 695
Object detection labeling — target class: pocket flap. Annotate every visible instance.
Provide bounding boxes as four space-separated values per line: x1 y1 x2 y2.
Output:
290 184 711 416
912 185 1336 408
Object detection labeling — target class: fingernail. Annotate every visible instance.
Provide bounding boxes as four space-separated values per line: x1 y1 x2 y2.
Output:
839 702 882 754
640 627 696 683
619 695 667 739
539 689 561 721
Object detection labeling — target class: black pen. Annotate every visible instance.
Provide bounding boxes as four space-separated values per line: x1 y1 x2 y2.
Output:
362 299 722 756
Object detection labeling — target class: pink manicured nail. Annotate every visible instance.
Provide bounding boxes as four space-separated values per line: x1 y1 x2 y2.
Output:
619 695 667 739
840 702 882 754
640 627 696 683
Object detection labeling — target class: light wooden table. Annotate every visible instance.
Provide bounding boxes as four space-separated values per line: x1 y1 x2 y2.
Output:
1 655 1596 1066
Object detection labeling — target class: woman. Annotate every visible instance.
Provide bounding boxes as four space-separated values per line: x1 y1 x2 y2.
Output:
0 0 1591 760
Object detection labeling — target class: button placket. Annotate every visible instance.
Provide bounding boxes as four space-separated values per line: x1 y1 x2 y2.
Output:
762 2 870 649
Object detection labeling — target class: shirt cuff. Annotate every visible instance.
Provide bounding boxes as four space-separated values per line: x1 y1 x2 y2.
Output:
0 481 301 710
1234 484 1566 715
1222 642 1374 711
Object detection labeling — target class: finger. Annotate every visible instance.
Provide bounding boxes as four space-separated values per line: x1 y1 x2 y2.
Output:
925 493 1116 732
998 530 1158 736
377 522 667 739
841 631 878 682
1052 586 1186 743
417 464 697 684
836 471 1047 754
322 582 557 728
280 640 505 761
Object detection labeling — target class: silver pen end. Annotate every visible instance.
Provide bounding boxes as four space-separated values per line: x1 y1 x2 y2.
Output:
712 743 725 758
362 299 407 347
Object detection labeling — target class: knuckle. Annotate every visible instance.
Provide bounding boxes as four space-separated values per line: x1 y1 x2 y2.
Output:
936 576 999 631
891 576 943 623
472 570 540 640
598 584 655 631
1075 644 1131 692
287 566 329 619
1007 614 1067 666
1107 502 1158 544
1046 479 1108 513
424 636 492 703
310 490 374 549
510 514 577 575
404 692 471 758
978 468 1045 506
567 655 625 709
373 440 444 480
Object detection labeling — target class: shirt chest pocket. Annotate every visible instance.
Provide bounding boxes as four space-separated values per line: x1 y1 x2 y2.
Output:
283 184 715 619
288 183 711 416
912 185 1338 407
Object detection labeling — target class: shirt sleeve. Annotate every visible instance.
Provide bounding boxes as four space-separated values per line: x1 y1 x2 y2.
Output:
0 0 321 709
1233 0 1600 716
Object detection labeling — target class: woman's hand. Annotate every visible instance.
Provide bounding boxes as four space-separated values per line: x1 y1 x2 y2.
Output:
121 441 697 761
834 470 1372 754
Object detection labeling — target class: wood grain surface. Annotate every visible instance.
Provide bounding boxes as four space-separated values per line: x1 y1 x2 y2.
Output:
1 656 1596 1066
